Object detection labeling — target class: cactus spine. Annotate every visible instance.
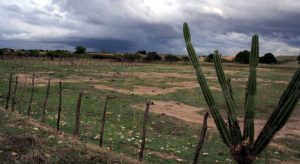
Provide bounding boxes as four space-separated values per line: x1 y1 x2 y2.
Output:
183 22 300 164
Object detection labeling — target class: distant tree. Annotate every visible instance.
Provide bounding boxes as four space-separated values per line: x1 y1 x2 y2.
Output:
75 46 86 54
235 50 250 64
0 49 3 58
137 50 147 55
165 54 179 62
181 56 190 62
204 54 214 62
113 54 123 62
144 51 161 61
122 53 141 62
26 50 40 57
46 50 70 59
259 53 277 64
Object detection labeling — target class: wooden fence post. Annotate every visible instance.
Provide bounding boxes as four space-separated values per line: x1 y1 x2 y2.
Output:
56 81 62 131
73 90 83 137
11 75 18 112
18 76 27 114
99 96 108 147
27 74 35 118
193 112 209 164
139 100 151 162
5 73 13 110
41 78 51 123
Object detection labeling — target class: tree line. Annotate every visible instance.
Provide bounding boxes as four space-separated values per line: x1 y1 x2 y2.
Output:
1 47 299 64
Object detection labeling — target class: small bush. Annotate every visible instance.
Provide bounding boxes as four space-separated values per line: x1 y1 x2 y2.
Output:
204 54 214 62
122 53 141 62
259 53 277 64
235 50 250 64
164 54 179 62
181 56 190 62
75 46 86 54
144 52 161 62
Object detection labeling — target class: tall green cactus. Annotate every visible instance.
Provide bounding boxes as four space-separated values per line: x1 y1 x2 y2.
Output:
183 22 300 164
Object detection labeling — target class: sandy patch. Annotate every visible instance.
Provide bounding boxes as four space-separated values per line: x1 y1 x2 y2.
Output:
90 72 196 79
131 100 215 126
16 73 106 87
232 77 289 84
93 81 221 96
132 101 300 140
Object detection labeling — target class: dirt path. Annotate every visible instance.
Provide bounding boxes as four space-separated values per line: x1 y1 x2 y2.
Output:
93 81 221 96
17 73 106 87
132 101 215 126
132 101 300 140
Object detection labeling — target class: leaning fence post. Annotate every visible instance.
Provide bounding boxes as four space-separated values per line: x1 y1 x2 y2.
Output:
193 112 209 164
73 90 83 137
27 74 35 118
5 73 13 110
99 95 109 147
41 78 51 123
56 81 62 131
11 75 18 112
139 100 151 162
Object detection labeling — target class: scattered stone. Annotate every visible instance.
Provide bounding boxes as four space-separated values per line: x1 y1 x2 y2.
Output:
11 152 18 156
94 134 100 140
48 135 55 139
176 158 184 162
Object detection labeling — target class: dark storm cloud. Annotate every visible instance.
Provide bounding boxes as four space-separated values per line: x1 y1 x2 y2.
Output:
0 0 299 55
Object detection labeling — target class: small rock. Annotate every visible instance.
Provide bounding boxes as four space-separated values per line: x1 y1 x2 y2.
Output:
94 134 100 140
48 135 55 139
33 127 39 131
11 152 18 156
203 152 208 156
176 158 184 162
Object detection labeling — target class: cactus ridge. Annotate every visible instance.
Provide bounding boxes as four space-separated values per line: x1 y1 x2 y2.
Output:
183 22 300 163
183 23 232 146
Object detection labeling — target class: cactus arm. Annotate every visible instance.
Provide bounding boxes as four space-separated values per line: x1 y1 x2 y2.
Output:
243 35 259 144
183 23 232 146
253 68 300 155
227 76 234 100
213 51 243 145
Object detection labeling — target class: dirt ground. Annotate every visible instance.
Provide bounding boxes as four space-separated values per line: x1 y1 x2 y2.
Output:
132 100 300 141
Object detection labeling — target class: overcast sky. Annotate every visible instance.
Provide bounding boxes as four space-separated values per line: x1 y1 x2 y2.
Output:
0 0 300 56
